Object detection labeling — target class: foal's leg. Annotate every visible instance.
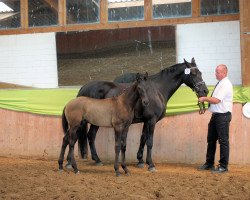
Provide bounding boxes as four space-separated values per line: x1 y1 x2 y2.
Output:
65 121 88 169
68 127 80 173
58 133 69 171
137 123 148 168
87 125 102 165
114 129 122 177
121 128 130 175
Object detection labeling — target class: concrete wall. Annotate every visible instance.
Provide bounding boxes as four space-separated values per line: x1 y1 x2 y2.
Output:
176 21 241 85
0 32 58 88
1 104 249 165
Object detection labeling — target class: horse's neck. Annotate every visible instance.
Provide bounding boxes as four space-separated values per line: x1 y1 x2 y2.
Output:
153 64 184 101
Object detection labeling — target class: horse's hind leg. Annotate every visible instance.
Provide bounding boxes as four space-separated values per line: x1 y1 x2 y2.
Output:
121 128 130 175
137 123 148 168
58 133 69 171
114 129 122 177
88 125 102 165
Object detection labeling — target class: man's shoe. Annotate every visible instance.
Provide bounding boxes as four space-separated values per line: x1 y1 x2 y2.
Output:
197 164 215 171
212 166 228 173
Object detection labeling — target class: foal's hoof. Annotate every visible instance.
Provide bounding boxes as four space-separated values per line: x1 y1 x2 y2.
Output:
137 162 145 168
58 169 64 173
148 167 157 172
74 170 80 174
65 163 73 169
95 162 103 166
125 171 131 176
115 172 121 177
82 154 88 160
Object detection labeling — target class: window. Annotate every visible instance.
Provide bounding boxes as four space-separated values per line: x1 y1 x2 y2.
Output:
108 0 144 22
153 0 192 19
28 0 58 27
0 1 20 29
66 0 100 24
201 0 239 16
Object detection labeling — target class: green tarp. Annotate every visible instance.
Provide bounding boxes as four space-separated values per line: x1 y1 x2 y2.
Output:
0 86 249 116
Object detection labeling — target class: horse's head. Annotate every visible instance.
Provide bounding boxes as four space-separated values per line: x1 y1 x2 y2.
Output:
136 72 150 107
182 58 209 114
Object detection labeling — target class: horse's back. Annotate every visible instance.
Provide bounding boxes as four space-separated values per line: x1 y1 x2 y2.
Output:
114 73 137 83
77 81 118 98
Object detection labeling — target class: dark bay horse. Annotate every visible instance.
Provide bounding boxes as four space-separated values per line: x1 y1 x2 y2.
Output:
71 58 209 171
59 73 149 176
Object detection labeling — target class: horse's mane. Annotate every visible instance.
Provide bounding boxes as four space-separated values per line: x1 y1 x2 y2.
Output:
149 63 184 80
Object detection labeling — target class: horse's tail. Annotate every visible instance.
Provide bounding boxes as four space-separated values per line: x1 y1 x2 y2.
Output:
62 107 68 135
77 120 88 159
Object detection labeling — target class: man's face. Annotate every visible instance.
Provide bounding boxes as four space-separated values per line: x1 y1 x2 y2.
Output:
215 66 225 81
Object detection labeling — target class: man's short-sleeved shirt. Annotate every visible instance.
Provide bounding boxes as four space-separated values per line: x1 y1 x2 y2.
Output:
209 77 233 113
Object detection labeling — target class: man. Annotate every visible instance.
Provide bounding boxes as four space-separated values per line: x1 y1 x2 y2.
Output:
198 64 233 173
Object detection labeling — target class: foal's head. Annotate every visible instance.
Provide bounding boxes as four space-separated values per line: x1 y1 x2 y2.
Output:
183 58 209 98
135 72 150 107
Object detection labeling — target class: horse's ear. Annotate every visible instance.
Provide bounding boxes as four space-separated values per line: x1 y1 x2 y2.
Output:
184 59 189 67
191 57 196 64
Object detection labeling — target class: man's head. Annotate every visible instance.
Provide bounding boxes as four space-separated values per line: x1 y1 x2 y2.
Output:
215 64 228 81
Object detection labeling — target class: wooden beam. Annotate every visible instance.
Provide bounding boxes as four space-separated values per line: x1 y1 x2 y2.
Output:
0 14 239 36
20 0 28 28
192 0 200 18
58 0 66 26
100 0 108 24
240 0 250 86
144 0 152 21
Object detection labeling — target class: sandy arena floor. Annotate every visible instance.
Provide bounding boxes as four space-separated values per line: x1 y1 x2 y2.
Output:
0 157 250 200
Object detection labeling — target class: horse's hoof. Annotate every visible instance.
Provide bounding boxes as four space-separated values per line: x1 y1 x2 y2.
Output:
95 162 103 166
148 167 157 172
65 163 73 169
58 169 63 173
137 162 144 168
74 170 80 174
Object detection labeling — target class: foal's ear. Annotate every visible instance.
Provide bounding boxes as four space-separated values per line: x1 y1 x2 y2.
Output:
136 73 140 82
144 72 148 80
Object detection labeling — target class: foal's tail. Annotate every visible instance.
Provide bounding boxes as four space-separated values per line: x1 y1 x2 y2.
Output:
77 120 88 159
62 107 68 135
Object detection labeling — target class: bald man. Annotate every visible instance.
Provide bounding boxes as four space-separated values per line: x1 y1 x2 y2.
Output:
198 64 233 173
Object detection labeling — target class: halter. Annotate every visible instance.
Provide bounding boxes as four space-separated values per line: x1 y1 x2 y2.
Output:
184 66 206 114
184 66 205 93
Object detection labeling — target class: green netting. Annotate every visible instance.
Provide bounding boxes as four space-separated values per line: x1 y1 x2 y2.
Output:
0 86 249 116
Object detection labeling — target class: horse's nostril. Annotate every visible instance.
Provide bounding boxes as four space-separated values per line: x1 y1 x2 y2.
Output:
143 100 149 106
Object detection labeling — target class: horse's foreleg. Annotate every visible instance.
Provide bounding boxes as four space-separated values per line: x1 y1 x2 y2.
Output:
88 125 102 165
146 121 156 172
137 123 148 168
58 133 69 171
121 128 130 175
114 129 122 177
69 128 79 174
